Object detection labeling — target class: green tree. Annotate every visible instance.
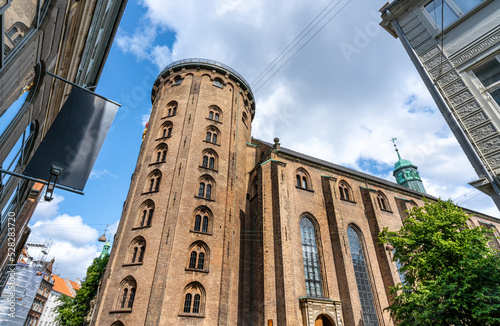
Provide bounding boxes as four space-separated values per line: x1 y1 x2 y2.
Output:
55 253 109 326
379 200 500 326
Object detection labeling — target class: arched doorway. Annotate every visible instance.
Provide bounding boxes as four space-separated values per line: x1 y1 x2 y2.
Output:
315 314 334 326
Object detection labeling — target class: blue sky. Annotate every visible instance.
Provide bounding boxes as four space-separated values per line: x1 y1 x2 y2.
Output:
25 0 500 279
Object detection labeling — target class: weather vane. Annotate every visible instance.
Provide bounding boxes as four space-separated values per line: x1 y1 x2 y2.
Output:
390 137 401 159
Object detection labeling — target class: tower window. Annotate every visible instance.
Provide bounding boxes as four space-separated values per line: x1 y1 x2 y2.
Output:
138 200 154 227
154 143 168 163
145 170 162 193
200 149 218 170
165 101 178 117
193 207 212 234
213 78 223 88
174 76 183 85
159 121 173 139
128 237 146 264
205 126 220 145
180 283 206 316
117 277 137 310
208 106 222 122
186 242 209 272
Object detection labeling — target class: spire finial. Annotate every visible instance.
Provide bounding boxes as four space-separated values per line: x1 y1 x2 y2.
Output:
390 137 402 160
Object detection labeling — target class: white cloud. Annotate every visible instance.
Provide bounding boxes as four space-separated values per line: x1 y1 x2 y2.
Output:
116 0 500 219
29 199 104 279
90 169 118 180
31 193 64 220
31 214 99 246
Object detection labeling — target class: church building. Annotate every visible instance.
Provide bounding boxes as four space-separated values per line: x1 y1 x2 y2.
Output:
91 59 500 326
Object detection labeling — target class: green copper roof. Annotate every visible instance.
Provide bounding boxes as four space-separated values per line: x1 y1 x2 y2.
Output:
394 158 414 170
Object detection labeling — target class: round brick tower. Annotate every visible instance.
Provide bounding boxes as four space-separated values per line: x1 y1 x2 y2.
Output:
93 59 255 326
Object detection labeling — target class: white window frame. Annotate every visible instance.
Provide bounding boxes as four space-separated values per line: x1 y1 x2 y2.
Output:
421 0 486 31
469 54 500 110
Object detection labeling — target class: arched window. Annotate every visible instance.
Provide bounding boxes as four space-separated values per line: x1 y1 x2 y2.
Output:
296 169 311 190
154 143 168 163
208 105 222 122
376 191 390 211
146 170 162 193
200 149 218 170
128 237 146 264
117 277 136 310
347 226 379 326
300 216 323 298
159 121 173 139
138 200 154 227
111 321 125 326
205 126 220 144
174 76 183 85
213 78 223 88
193 207 211 234
181 282 205 315
165 101 178 117
197 175 215 200
339 180 353 201
186 241 209 272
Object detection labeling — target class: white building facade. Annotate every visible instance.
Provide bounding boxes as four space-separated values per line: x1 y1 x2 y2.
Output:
380 0 500 209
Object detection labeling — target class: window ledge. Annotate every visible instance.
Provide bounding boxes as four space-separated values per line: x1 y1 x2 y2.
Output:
296 186 314 193
142 191 159 195
206 118 222 124
122 262 143 267
340 198 356 204
162 114 177 119
185 268 209 273
149 162 165 166
178 313 205 318
202 140 220 146
109 308 132 314
155 136 172 141
199 166 218 172
380 208 393 213
194 195 215 202
132 225 151 230
190 230 212 236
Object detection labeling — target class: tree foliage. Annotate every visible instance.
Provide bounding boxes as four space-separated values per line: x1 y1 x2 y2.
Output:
379 200 500 326
55 253 109 326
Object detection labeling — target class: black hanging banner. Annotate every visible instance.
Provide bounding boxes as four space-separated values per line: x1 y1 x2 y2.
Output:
24 87 118 190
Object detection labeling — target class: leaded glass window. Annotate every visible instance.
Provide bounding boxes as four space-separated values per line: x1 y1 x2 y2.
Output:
300 217 323 298
183 294 192 313
347 227 379 326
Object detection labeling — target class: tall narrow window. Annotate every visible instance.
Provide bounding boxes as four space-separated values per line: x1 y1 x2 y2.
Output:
189 252 197 269
121 289 128 308
127 288 136 308
193 294 201 313
339 181 352 201
206 184 212 199
184 294 192 313
209 157 214 169
202 216 208 233
347 227 379 326
198 183 205 197
194 215 202 231
202 156 208 167
197 253 205 270
296 169 311 190
209 111 214 120
300 217 323 298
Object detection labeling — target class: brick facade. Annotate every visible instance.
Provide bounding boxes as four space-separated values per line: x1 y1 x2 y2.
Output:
92 59 500 326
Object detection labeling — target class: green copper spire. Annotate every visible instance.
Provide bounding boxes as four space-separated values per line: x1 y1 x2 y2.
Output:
391 138 427 194
101 241 111 259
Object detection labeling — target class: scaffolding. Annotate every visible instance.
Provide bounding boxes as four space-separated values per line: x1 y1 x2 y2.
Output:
0 262 42 325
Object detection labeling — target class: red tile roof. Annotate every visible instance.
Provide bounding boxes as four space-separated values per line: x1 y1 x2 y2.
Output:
51 274 80 297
